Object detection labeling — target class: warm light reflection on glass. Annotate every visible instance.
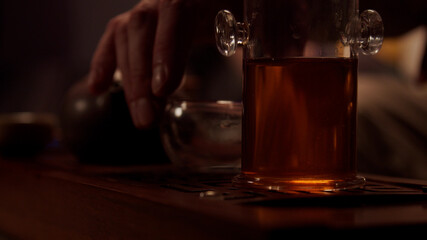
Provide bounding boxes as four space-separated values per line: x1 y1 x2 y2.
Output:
174 107 183 118
180 102 187 110
216 100 233 105
16 112 34 124
75 99 87 113
289 179 334 185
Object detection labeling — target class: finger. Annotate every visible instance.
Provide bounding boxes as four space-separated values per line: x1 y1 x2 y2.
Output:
151 0 196 97
113 13 132 101
127 2 159 128
88 18 117 94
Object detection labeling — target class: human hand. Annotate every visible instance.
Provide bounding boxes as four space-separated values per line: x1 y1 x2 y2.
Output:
87 0 200 129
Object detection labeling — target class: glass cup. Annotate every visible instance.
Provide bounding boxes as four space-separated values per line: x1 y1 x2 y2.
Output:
215 0 383 191
161 99 242 172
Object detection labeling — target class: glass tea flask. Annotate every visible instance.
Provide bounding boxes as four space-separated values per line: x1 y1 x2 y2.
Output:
215 0 383 191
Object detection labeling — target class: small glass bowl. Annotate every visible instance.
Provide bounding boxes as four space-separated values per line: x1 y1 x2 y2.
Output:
160 100 242 172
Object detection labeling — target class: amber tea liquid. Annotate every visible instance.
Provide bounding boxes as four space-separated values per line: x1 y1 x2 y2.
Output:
238 57 363 190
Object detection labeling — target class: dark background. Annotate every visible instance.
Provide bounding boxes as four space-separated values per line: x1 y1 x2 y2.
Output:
0 0 137 114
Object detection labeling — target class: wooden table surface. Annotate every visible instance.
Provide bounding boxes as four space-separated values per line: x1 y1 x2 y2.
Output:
1 149 427 239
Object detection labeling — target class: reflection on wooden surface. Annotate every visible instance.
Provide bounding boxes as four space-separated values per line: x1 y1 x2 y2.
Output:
1 149 427 239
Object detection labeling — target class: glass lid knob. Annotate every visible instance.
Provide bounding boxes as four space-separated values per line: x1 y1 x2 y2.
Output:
359 10 384 55
343 9 384 55
215 10 248 57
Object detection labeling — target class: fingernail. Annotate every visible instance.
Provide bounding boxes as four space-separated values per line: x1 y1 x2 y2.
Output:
152 64 167 96
130 98 155 128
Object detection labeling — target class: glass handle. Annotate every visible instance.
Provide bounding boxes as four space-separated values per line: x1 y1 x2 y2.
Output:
359 10 384 55
343 9 384 55
215 10 248 57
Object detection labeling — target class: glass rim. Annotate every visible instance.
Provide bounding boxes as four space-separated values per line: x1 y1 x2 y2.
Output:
167 99 243 114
